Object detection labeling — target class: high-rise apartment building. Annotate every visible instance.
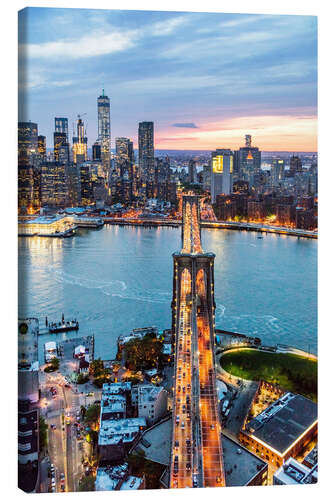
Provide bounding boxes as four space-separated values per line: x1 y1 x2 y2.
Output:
72 116 88 164
138 121 154 183
97 90 111 170
271 159 285 187
211 149 234 203
188 159 197 183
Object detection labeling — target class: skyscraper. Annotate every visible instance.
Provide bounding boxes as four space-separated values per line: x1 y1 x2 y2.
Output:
235 135 261 186
54 132 69 164
92 141 101 161
211 149 234 203
138 121 154 183
188 159 197 183
40 162 68 206
289 155 303 175
38 135 46 160
18 122 38 166
115 137 134 175
55 117 69 140
97 90 111 171
72 116 88 164
271 159 285 187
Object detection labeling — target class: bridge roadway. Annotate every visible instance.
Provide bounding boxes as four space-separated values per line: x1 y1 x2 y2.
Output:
170 195 225 489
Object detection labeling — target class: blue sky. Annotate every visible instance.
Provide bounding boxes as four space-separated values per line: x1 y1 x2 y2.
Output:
18 7 317 150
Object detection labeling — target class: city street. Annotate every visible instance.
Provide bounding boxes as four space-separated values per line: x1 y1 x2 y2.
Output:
39 360 99 492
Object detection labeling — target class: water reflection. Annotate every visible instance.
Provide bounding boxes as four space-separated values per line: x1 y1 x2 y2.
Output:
18 226 317 359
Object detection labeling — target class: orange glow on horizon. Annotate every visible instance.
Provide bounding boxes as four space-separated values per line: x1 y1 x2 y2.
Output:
155 114 317 151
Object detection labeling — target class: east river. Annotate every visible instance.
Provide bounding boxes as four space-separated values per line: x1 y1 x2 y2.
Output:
18 225 317 361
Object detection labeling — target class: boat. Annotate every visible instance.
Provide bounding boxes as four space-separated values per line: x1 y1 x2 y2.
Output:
48 319 79 333
257 235 264 239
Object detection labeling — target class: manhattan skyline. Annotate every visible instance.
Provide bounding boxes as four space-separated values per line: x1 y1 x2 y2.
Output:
18 8 317 151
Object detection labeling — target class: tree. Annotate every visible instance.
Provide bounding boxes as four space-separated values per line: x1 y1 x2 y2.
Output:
124 337 164 371
89 358 104 378
84 404 100 426
77 373 89 384
78 476 95 492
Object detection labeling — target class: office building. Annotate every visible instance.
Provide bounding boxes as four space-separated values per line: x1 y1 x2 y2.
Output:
211 149 233 203
115 137 134 176
97 90 111 170
273 457 317 485
54 132 69 164
18 122 38 166
93 141 101 161
38 135 46 160
18 164 41 213
72 116 88 164
55 117 69 140
239 392 317 469
80 163 94 206
40 162 68 207
138 121 154 183
235 135 261 186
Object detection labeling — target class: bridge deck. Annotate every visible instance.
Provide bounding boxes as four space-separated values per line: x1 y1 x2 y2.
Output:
171 194 225 489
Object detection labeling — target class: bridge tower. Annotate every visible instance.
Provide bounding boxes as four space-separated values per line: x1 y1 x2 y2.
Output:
170 194 225 489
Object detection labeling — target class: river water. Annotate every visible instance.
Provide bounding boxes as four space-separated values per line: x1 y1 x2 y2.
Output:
18 225 317 361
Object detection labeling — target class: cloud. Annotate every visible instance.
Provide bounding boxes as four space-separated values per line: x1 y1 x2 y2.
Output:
172 123 199 128
19 28 139 60
149 15 189 36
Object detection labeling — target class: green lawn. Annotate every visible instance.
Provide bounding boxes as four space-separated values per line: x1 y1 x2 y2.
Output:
221 348 317 402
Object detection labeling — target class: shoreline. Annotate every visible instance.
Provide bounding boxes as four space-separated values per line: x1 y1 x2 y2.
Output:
103 218 318 239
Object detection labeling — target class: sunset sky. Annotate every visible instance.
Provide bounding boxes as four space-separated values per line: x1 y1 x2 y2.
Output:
18 8 317 151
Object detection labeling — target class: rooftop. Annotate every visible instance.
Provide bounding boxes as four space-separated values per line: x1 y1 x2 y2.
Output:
222 434 267 487
274 457 318 485
21 214 68 225
137 384 164 403
102 382 132 395
95 464 128 491
98 418 146 446
245 392 317 455
120 476 143 490
134 417 172 466
100 394 126 419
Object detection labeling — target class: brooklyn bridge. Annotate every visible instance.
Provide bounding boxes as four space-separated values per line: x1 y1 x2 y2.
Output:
170 194 225 488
